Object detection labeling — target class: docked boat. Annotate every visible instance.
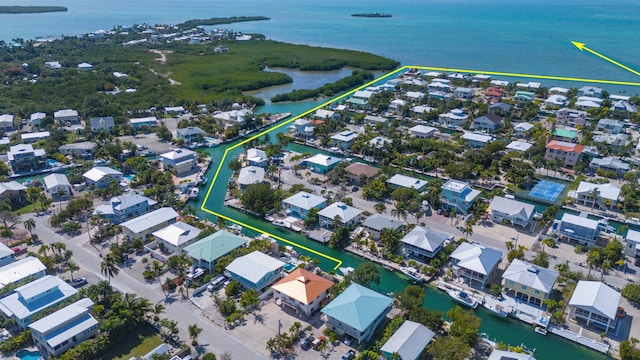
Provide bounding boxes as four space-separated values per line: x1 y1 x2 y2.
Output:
448 290 479 309
383 265 394 272
534 326 547 336
400 267 423 283
339 267 355 276
483 302 509 317
189 187 199 199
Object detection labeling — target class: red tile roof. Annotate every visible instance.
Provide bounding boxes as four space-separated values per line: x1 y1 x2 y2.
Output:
545 140 585 154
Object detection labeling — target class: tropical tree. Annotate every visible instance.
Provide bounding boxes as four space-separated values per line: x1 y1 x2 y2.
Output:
541 237 556 252
23 218 36 239
390 202 409 223
240 289 260 312
67 261 80 281
188 323 203 346
100 254 120 283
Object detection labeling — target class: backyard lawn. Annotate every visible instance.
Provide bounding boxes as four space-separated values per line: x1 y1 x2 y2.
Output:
106 326 163 360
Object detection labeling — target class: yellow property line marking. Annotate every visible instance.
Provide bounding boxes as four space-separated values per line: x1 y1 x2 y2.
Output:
200 65 640 270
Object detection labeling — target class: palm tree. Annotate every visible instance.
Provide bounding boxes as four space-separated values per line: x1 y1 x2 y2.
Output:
67 261 80 281
391 203 409 223
601 260 611 281
100 254 120 283
589 187 601 209
414 210 424 225
462 224 473 239
616 259 626 274
23 218 36 239
505 240 515 252
152 303 166 322
555 260 569 277
541 237 556 252
188 323 203 346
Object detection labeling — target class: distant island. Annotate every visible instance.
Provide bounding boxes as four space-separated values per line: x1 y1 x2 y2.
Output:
0 6 67 14
176 16 270 29
351 13 392 18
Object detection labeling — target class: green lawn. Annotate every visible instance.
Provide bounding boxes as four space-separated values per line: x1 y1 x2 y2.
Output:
12 203 38 215
105 326 163 360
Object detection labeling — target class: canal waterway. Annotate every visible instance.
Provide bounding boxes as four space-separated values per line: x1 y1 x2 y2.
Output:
191 117 610 360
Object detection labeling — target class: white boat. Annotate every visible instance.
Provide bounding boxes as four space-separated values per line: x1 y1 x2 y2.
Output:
339 267 355 276
189 187 199 199
448 290 478 309
483 302 509 317
534 326 547 336
400 267 423 283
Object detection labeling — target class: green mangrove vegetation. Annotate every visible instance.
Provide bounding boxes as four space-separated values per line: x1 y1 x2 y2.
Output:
271 70 374 102
176 16 270 30
0 6 67 14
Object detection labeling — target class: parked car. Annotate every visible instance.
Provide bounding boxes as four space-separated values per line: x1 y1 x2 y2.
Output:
312 336 326 350
341 349 356 360
301 335 315 350
67 277 88 288
207 275 226 292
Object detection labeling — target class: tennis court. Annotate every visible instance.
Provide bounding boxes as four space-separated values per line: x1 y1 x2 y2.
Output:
528 180 566 202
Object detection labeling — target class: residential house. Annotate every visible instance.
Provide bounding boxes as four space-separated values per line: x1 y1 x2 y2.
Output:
0 114 15 132
428 79 451 93
0 257 46 291
593 133 628 152
513 122 534 137
44 61 61 70
29 112 46 127
388 99 407 113
130 116 159 130
404 91 426 102
21 131 49 143
272 268 334 319
314 109 339 120
93 192 157 224
318 202 363 228
556 213 599 246
502 259 558 307
82 166 123 188
488 350 536 360
578 86 603 98
43 173 72 199
290 119 314 139
490 80 510 86
557 108 588 127
282 191 327 220
159 148 197 175
29 298 98 358
59 141 97 159
120 207 179 241
471 113 503 132
321 283 392 344
347 90 374 108
450 242 502 287
368 136 392 149
624 229 640 258
237 166 265 193
7 144 47 173
89 116 114 132
53 109 79 126
611 99 638 115
0 275 78 329
513 91 535 103
362 214 404 240
488 196 536 229
152 221 201 254
387 174 428 192
549 86 570 94
184 230 248 273
304 154 341 174
364 115 389 126
0 181 27 204
77 62 93 71
488 102 512 115
506 140 533 153
380 321 435 360
589 157 629 176
411 105 436 116
576 96 603 110
454 87 474 100
544 140 584 168
176 126 206 144
596 119 624 134
552 128 578 142
574 181 620 210
164 106 186 115
569 281 620 332
225 251 285 292
441 179 480 214
544 94 568 107
484 87 505 103
330 130 357 150
246 148 268 168
345 163 380 185
438 109 468 128
401 226 449 260
516 82 541 89
408 125 437 138
0 243 14 268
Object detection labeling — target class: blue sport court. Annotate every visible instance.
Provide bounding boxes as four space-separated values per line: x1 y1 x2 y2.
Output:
528 180 565 202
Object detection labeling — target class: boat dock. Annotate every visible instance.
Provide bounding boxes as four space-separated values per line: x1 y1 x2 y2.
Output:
548 325 610 354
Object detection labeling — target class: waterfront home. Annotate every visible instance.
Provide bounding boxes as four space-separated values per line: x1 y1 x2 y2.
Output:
282 191 327 220
0 275 78 329
544 94 568 107
409 125 437 138
345 163 380 185
573 181 620 210
362 214 404 240
576 99 602 110
0 114 14 132
304 154 341 174
506 140 533 153
387 174 428 192
502 259 558 307
552 128 578 142
29 112 46 127
578 86 603 98
592 133 628 152
21 131 50 143
401 226 448 260
89 116 114 132
471 113 503 132
549 86 570 94
544 140 584 168
225 251 285 292
53 109 79 126
290 118 314 139
557 108 588 127
569 281 620 332
318 202 363 228
450 242 502 287
590 157 631 177
93 192 157 224
77 62 93 71
556 213 599 246
454 87 474 100
120 207 179 241
380 320 435 360
513 91 535 103
246 148 268 168
330 130 357 150
516 82 541 89
152 221 201 254
7 144 47 173
428 79 451 93
347 90 374 108
441 179 480 214
0 257 46 291
272 268 333 319
43 173 72 199
461 132 495 149
176 126 206 144
159 148 197 175
314 109 339 120
0 181 27 204
364 115 389 126
184 230 247 273
83 166 123 188
624 229 640 258
29 298 98 358
58 141 97 160
484 87 505 103
596 119 624 134
0 243 14 268
488 196 536 229
237 166 266 193
322 283 392 344
130 116 159 130
610 99 638 115
488 349 536 360
490 80 511 87
438 109 468 128
488 102 512 115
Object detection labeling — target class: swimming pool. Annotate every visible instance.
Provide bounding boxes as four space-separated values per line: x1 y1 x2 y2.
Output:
283 262 297 272
16 349 42 360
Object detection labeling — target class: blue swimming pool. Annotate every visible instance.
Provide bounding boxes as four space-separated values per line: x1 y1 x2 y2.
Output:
47 159 60 166
283 262 296 272
124 174 134 181
16 349 42 360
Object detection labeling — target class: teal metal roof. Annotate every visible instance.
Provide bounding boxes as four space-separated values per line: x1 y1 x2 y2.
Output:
184 230 248 262
321 283 392 332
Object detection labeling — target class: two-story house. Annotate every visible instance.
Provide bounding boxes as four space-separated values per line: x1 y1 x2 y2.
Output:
401 226 449 260
82 166 123 189
185 230 248 273
290 119 314 139
272 268 333 320
574 181 620 210
362 214 404 241
502 259 558 307
441 179 481 214
471 113 503 132
7 144 47 173
159 148 197 175
89 116 114 132
93 192 157 224
488 196 536 229
120 207 179 241
569 281 620 332
282 191 327 220
544 140 584 168
176 126 206 144
330 130 357 150
555 213 599 246
53 109 79 126
556 108 588 127
225 251 285 292
450 242 502 287
318 202 363 228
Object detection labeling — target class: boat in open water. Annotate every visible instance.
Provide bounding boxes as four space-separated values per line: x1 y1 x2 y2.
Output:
448 290 478 309
400 267 423 283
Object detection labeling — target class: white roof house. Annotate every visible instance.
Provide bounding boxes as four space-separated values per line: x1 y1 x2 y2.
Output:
237 166 265 187
318 202 363 227
513 122 534 133
82 166 122 184
152 221 201 254
408 125 437 138
246 148 268 166
362 214 404 234
43 173 72 197
21 131 50 142
488 196 536 228
575 181 620 203
387 174 428 191
283 191 327 212
450 242 502 286
380 321 435 360
225 251 285 291
488 350 535 360
506 140 533 153
159 148 196 163
0 242 14 267
461 132 495 147
502 259 558 295
53 109 78 119
305 154 341 168
569 281 620 331
401 226 449 258
120 207 179 239
0 257 46 289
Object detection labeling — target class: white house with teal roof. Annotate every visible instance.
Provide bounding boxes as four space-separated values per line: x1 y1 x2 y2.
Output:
321 283 392 344
184 230 248 273
304 154 341 174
